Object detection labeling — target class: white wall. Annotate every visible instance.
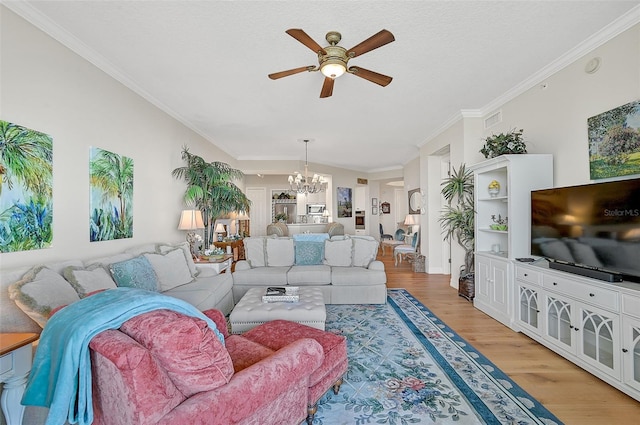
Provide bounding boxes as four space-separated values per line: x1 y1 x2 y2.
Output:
476 24 640 187
419 22 640 287
0 7 234 269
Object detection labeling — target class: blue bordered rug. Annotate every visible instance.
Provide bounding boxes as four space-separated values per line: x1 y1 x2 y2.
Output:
310 289 563 424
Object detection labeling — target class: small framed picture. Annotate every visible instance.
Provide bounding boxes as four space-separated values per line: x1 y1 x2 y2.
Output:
381 202 390 214
372 198 378 207
372 206 378 215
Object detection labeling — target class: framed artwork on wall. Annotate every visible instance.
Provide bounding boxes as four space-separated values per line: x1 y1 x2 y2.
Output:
372 206 378 215
90 147 134 241
381 202 390 214
337 187 352 218
372 197 378 207
588 100 640 180
0 120 53 252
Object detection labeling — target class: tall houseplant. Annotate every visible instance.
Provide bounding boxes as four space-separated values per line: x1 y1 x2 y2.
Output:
439 164 475 292
172 147 250 248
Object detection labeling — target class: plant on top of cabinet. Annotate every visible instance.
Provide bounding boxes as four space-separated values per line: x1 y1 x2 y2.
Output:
172 147 251 249
480 128 527 158
439 164 475 277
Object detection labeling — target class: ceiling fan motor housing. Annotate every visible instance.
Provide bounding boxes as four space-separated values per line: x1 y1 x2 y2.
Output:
319 45 348 78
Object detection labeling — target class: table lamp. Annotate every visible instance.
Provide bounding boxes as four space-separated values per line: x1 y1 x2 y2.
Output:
215 223 226 242
404 214 418 235
178 209 204 259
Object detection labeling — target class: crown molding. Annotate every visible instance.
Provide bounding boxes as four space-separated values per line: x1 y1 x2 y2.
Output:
480 4 640 117
419 4 640 146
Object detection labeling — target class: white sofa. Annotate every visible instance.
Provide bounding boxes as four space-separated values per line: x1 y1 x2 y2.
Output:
0 242 234 336
232 234 387 304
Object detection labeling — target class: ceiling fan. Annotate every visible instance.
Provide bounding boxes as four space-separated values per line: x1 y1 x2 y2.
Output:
268 29 395 98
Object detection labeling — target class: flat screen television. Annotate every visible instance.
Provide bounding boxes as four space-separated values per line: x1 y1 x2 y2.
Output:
531 178 640 282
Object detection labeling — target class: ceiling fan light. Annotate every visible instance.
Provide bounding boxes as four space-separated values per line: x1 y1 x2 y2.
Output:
321 60 346 79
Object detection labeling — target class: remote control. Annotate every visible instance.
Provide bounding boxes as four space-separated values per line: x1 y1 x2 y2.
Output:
516 258 535 262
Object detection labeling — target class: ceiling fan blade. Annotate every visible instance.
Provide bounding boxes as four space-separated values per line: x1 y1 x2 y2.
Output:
285 29 327 55
347 29 395 58
348 67 393 87
320 77 334 98
268 66 313 80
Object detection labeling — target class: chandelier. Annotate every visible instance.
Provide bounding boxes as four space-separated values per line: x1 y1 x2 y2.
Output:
288 140 327 195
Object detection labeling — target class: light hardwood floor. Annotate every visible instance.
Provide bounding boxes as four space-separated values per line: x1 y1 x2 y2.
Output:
380 250 640 425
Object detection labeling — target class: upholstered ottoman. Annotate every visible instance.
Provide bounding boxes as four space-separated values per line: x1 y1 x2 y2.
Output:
229 287 326 334
242 319 348 425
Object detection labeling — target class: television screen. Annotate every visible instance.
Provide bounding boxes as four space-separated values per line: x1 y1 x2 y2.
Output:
531 178 640 282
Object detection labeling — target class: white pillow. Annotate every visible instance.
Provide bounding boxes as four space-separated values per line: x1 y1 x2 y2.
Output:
352 237 379 268
157 241 198 277
244 237 266 267
63 264 117 297
324 238 352 267
266 238 295 267
144 249 194 291
8 266 80 328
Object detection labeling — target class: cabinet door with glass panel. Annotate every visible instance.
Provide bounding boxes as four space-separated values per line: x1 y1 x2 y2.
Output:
543 292 576 355
543 291 621 379
517 282 542 335
577 302 620 380
622 315 640 392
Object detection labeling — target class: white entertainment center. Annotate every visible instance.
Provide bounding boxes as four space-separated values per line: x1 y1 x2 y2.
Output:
470 154 640 402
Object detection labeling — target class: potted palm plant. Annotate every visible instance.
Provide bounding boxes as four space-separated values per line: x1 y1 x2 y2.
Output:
172 147 251 249
439 164 475 300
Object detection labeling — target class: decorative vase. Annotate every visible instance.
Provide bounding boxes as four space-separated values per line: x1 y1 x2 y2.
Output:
488 180 500 197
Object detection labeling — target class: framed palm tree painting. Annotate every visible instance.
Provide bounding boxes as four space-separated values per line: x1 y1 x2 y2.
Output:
0 120 53 252
90 147 134 241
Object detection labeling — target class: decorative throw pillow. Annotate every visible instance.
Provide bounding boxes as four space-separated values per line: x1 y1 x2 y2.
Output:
243 237 266 267
110 256 159 292
120 309 234 397
266 238 295 267
352 237 379 268
157 242 198 277
324 238 353 267
8 266 80 328
63 264 117 298
144 248 194 292
295 241 325 265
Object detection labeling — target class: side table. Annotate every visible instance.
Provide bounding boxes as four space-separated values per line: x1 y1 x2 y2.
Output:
213 240 245 261
195 254 233 274
0 333 39 425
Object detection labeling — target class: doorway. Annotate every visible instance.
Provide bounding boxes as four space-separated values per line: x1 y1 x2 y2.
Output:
246 187 267 236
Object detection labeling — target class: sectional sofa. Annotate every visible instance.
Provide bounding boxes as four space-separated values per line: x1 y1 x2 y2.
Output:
2 235 387 336
232 234 387 304
1 242 233 336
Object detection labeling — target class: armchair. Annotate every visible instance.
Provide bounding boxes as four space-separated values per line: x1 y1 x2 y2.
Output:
89 309 323 425
266 221 289 236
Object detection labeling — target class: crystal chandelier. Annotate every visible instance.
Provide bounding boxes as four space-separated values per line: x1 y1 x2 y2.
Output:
288 140 327 195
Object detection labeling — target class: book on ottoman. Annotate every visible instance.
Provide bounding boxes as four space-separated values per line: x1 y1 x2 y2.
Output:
263 287 299 303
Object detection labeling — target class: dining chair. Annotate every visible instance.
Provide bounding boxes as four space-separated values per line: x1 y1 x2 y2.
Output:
379 223 393 241
394 232 419 266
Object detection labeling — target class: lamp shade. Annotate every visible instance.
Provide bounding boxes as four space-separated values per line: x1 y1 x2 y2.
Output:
178 210 204 230
404 214 418 225
214 223 226 233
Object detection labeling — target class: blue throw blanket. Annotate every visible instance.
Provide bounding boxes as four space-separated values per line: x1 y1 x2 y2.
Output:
22 287 224 425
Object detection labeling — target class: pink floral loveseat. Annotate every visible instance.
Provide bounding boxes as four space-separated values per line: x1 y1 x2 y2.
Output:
89 308 324 425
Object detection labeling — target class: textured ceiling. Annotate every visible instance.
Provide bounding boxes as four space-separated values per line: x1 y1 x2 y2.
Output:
7 1 640 173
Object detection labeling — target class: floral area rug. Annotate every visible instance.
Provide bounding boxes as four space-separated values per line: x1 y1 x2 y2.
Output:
310 289 563 425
